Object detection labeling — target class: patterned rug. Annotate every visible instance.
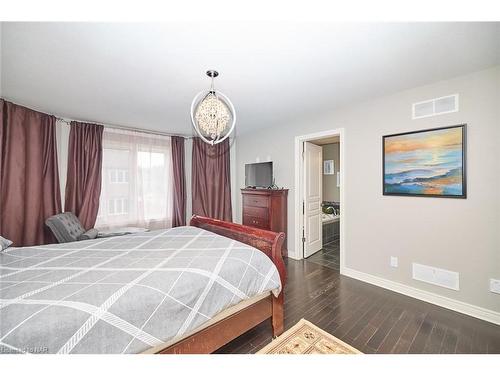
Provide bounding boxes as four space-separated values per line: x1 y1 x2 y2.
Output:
258 319 362 354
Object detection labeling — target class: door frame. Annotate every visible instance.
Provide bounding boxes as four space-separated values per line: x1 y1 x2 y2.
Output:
294 128 345 274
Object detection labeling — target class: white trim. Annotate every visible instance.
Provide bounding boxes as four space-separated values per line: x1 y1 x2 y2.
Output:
412 93 459 119
293 128 346 274
343 266 500 326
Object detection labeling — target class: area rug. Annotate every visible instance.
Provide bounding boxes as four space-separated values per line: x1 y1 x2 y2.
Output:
257 319 362 354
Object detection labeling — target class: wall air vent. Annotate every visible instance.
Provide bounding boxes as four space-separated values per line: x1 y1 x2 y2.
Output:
412 263 460 291
412 94 459 119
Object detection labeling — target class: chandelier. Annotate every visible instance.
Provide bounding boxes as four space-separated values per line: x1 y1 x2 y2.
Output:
190 70 236 145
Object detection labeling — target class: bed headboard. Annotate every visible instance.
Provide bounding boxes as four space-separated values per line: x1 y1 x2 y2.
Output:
190 215 286 286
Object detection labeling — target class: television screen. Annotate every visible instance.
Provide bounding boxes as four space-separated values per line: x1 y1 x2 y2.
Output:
245 162 273 188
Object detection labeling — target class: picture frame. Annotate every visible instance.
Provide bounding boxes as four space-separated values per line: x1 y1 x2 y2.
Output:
382 124 467 198
323 160 335 175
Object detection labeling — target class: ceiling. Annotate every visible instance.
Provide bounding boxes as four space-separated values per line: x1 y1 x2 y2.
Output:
1 22 499 136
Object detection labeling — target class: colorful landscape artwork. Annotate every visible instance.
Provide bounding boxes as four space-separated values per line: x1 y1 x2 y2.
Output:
383 125 466 198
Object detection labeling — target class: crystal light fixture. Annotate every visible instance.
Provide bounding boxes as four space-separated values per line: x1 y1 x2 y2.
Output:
190 70 236 145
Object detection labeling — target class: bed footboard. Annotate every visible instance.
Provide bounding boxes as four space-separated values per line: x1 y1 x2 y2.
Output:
190 215 286 286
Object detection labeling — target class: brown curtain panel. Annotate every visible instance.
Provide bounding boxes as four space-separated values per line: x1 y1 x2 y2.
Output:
171 136 186 227
64 121 104 230
0 99 62 246
192 137 232 221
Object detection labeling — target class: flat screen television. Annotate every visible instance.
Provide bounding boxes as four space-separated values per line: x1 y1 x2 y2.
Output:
245 162 273 188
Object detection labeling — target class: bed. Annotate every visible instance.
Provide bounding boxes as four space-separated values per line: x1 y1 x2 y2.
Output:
0 215 286 354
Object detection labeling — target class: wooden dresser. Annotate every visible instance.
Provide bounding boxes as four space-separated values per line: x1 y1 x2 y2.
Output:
241 188 288 257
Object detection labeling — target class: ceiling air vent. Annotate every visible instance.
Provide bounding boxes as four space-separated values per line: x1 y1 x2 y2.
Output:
412 94 459 119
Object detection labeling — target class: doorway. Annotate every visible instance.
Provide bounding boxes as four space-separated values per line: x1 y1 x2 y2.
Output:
294 129 345 273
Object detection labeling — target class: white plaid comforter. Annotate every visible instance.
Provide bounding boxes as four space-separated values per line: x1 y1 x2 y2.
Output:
0 226 282 354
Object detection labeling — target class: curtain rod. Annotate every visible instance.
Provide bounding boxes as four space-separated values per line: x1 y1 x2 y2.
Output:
57 117 193 139
1 97 193 139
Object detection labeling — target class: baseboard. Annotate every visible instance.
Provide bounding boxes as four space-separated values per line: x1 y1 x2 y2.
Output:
342 266 500 326
287 253 302 261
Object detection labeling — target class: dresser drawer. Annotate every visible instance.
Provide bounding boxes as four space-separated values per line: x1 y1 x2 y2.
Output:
243 194 269 208
243 215 269 229
243 206 269 220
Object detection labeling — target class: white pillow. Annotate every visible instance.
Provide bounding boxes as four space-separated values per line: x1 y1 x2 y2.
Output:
0 236 13 251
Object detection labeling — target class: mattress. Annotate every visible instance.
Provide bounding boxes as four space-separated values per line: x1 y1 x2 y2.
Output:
0 226 282 354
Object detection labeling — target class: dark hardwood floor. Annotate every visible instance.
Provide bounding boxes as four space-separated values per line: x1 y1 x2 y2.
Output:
307 240 340 271
217 257 500 354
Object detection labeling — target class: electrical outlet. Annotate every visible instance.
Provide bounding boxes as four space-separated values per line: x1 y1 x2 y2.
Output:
390 256 398 268
490 279 500 294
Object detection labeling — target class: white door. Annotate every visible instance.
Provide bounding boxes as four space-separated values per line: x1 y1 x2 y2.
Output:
303 142 323 258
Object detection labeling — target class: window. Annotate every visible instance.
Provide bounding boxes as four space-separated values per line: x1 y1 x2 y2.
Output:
108 198 128 215
109 169 129 183
95 128 173 230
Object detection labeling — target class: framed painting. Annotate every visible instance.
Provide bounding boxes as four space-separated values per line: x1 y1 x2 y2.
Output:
383 124 466 198
324 160 335 175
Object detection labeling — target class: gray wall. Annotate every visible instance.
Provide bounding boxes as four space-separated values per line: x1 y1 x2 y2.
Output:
235 66 500 313
322 143 340 202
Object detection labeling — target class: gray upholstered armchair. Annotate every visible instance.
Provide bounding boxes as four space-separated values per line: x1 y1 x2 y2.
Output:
45 212 98 243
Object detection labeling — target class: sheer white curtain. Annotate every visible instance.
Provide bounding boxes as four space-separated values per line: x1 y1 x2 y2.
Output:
95 128 173 230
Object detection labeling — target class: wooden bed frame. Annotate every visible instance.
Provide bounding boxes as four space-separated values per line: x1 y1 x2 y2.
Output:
156 215 287 354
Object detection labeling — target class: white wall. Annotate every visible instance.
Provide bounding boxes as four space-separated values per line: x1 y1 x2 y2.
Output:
235 66 500 314
55 120 70 205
